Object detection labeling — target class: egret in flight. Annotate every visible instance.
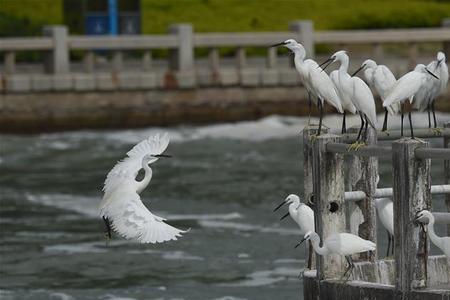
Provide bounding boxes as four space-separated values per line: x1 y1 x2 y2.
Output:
416 210 450 258
296 231 376 280
274 194 315 268
352 59 400 131
374 198 394 257
383 64 439 138
271 39 343 135
320 51 377 148
413 52 449 130
100 133 189 244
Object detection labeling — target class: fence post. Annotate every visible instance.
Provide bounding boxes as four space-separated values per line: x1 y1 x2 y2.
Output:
303 126 328 270
392 139 431 295
289 20 314 59
42 25 69 74
445 122 450 235
312 134 346 279
168 23 194 71
4 52 16 74
442 18 450 60
349 127 378 261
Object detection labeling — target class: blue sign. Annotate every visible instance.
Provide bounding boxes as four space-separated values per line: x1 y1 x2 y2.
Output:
85 14 109 35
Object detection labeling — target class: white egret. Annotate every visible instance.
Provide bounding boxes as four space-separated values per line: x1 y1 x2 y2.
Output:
320 51 377 145
296 231 376 280
100 133 189 244
413 52 449 129
374 198 394 257
416 210 450 258
352 59 400 131
271 40 343 135
329 70 357 133
274 194 315 268
383 64 439 138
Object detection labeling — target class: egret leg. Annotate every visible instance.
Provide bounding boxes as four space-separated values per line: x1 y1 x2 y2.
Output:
408 110 415 139
364 115 369 138
307 91 312 126
318 100 324 136
341 111 347 134
401 104 404 137
382 108 389 132
427 103 432 128
103 216 112 240
341 255 353 282
356 113 365 141
432 100 437 128
386 230 391 258
391 234 395 256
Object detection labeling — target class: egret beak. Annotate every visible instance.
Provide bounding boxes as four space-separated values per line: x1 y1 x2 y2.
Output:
425 67 439 80
351 64 365 77
318 57 334 72
280 212 290 220
153 154 172 158
270 42 286 47
294 237 307 248
273 201 287 212
436 59 443 67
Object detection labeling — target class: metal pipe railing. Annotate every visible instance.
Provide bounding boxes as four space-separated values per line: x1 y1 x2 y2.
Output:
326 142 391 158
344 184 450 201
341 128 450 143
415 147 450 160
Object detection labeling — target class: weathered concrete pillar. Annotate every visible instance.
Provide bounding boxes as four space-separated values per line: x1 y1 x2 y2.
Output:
289 20 314 59
392 139 431 294
4 52 16 74
445 122 450 235
442 18 450 60
312 133 346 280
43 25 69 74
303 126 328 270
168 23 194 71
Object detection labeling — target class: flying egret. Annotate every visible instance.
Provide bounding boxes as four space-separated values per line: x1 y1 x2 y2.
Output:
383 64 439 139
274 194 315 268
100 133 189 244
374 198 394 257
296 231 376 280
352 59 400 131
271 39 343 135
320 51 377 147
415 210 450 258
413 52 449 130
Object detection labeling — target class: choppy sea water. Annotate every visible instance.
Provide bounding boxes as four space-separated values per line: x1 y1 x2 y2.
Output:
0 113 449 300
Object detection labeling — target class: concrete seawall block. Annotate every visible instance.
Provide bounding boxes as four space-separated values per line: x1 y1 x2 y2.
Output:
240 68 260 86
219 69 239 86
73 74 95 91
96 73 115 91
197 70 220 87
139 73 157 89
5 75 31 93
53 74 73 91
118 72 140 90
279 68 300 86
31 75 53 92
261 69 279 86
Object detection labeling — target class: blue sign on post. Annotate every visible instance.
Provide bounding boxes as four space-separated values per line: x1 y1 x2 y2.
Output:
108 0 118 35
85 14 109 35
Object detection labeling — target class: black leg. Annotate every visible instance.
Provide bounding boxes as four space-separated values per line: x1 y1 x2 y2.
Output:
391 234 395 256
341 111 347 134
103 216 112 240
307 241 313 269
356 113 365 141
308 91 312 122
401 104 404 137
341 256 352 281
427 103 431 128
318 100 323 136
386 230 391 257
364 114 369 139
408 110 415 139
382 108 388 132
432 100 437 128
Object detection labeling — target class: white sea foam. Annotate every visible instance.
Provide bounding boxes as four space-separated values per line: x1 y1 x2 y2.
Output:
198 220 300 235
49 292 75 300
218 267 299 287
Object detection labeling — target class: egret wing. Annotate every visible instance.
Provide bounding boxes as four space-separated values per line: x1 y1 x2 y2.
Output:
331 70 356 114
103 133 170 196
309 66 343 113
351 77 377 128
101 189 188 243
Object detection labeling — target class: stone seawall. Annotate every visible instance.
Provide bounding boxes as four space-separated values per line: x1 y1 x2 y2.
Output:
1 87 449 133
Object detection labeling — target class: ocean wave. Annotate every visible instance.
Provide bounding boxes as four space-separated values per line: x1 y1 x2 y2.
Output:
198 220 300 235
217 267 300 287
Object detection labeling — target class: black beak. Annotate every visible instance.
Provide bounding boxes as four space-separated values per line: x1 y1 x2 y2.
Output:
154 154 172 158
426 67 439 80
318 57 334 72
294 237 307 248
351 64 365 77
273 201 287 212
270 42 286 47
280 212 290 221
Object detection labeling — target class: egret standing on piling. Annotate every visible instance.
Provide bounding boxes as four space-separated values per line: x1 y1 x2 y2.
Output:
383 64 439 138
271 39 343 135
374 198 394 257
100 133 189 244
352 59 400 131
320 51 377 147
413 52 449 130
416 210 450 258
296 231 376 280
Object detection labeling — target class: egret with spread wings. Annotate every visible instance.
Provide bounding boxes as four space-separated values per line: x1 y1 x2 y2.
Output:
99 133 188 243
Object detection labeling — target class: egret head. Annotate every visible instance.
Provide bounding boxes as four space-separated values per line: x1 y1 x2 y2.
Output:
295 231 319 248
273 194 300 212
436 51 446 66
142 153 171 165
351 59 376 77
271 39 304 52
319 50 347 71
415 209 433 224
415 64 439 80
